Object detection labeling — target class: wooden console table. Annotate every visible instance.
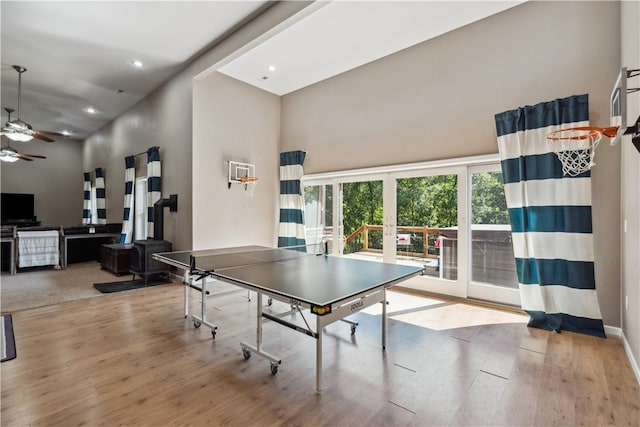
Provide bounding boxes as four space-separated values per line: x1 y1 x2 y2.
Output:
62 232 120 268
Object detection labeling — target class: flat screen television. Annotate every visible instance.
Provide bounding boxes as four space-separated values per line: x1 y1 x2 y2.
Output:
1 193 35 223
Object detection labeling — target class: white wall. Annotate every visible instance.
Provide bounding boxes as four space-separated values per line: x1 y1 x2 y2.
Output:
82 1 310 251
192 72 280 250
77 0 634 343
83 66 193 249
280 1 622 327
620 0 640 378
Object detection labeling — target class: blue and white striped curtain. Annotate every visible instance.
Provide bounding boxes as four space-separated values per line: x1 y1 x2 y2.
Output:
120 155 135 244
82 172 92 224
146 146 161 238
495 94 605 337
94 167 107 225
277 150 307 248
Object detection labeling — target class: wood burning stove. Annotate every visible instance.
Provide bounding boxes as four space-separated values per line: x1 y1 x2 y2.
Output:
130 239 172 283
130 194 177 283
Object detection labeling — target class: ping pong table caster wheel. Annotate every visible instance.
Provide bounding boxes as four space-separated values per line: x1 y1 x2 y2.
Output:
268 298 273 306
193 320 201 328
270 363 278 375
351 324 357 335
211 330 217 339
242 348 252 360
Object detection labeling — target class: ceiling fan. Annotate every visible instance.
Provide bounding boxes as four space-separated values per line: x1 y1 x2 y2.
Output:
0 137 47 162
1 66 65 143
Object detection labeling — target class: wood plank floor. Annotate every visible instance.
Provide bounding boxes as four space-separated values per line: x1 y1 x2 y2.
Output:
1 282 638 426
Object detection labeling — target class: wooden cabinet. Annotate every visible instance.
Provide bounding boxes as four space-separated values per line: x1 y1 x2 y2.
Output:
100 244 133 275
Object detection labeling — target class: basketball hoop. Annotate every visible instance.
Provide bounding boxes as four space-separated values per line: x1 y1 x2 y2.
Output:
240 176 259 196
546 126 618 176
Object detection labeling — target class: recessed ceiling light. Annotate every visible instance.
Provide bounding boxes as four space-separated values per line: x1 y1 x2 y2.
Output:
131 60 144 68
86 107 96 114
62 130 72 136
267 65 277 72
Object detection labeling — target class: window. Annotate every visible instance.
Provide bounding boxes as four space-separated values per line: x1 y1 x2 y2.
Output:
342 180 383 257
134 177 148 241
303 154 520 306
396 174 458 280
470 170 518 288
304 184 333 249
90 186 98 224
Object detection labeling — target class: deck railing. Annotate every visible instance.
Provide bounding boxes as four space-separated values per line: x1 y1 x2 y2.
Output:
343 224 440 259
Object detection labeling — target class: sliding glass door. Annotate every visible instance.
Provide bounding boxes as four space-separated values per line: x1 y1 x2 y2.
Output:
304 183 333 249
393 167 467 297
342 180 384 260
467 164 520 305
303 156 519 306
395 174 458 275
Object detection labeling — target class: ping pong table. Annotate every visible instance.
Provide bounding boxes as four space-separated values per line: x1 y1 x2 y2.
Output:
152 245 423 392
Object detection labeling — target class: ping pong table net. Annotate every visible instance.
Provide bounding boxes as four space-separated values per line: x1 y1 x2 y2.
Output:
187 242 327 273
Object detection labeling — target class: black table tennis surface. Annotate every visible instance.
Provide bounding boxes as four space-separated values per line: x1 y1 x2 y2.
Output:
153 246 424 307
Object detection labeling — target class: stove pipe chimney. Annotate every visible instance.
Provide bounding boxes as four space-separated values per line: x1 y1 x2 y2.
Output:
153 194 178 240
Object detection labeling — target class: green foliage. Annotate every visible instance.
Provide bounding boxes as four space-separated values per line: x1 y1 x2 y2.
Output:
342 181 383 235
471 172 509 224
397 175 458 228
307 171 508 253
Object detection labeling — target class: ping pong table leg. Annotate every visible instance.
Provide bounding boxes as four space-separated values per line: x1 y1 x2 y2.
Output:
240 292 281 373
256 293 263 350
316 316 323 392
189 275 218 338
202 277 207 325
382 287 387 350
183 273 189 318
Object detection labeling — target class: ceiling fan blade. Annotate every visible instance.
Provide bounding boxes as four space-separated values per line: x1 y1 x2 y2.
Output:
16 153 34 161
36 130 66 137
22 153 47 159
32 132 55 143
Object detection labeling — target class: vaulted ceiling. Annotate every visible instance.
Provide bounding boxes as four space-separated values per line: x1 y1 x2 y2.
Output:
1 1 524 141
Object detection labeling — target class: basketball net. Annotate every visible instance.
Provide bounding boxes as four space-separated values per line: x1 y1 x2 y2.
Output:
240 176 259 197
546 126 617 177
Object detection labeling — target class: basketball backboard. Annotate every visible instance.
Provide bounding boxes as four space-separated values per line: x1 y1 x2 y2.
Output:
611 67 640 147
228 160 255 185
610 67 627 146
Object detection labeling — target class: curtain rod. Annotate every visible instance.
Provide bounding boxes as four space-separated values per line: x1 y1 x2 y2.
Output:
132 145 160 158
84 167 105 176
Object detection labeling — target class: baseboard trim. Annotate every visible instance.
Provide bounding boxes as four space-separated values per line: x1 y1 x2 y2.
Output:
604 325 621 337
621 330 640 386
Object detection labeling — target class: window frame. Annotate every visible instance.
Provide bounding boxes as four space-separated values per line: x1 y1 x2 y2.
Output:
303 154 519 305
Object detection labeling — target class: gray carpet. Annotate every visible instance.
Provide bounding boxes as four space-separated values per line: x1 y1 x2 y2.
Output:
1 262 175 312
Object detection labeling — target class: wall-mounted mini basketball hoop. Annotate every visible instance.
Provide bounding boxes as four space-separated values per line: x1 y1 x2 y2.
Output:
546 126 618 176
228 161 259 196
546 67 639 176
610 67 640 146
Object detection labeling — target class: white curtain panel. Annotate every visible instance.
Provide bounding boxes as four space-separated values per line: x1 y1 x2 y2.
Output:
146 147 161 238
277 150 307 249
82 172 92 224
95 167 107 225
494 93 605 337
120 155 136 244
